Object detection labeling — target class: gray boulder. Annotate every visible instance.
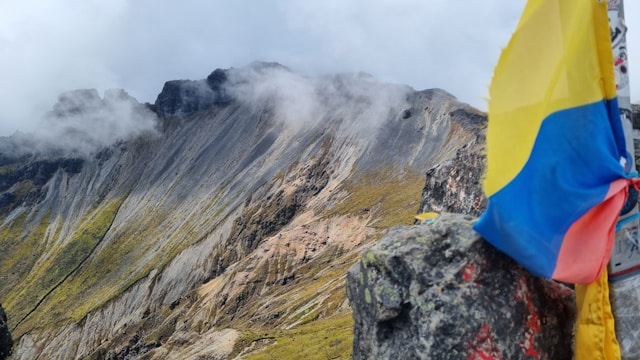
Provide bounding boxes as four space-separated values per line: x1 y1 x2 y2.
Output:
347 213 575 360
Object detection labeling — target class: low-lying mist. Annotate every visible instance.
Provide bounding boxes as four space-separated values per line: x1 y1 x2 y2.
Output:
1 88 158 159
1 62 417 161
225 62 412 135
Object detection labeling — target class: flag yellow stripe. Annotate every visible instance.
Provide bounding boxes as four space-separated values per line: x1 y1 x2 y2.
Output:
574 269 621 360
485 0 616 196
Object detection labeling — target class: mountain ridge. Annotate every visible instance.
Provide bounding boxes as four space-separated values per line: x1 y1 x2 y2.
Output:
0 62 485 359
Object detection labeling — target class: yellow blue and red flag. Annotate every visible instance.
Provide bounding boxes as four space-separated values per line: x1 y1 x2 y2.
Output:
474 1 639 357
473 0 632 285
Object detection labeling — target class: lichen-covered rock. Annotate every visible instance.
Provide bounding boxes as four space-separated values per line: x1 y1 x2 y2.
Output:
347 213 575 360
0 305 12 360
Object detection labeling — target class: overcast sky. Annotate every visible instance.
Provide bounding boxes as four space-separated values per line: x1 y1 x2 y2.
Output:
1 0 639 136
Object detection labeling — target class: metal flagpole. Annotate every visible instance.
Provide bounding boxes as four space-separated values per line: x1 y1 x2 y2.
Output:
607 0 640 357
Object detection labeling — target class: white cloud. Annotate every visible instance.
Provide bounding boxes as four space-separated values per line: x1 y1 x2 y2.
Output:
1 0 638 137
0 0 128 135
275 0 526 108
225 64 410 135
7 88 158 157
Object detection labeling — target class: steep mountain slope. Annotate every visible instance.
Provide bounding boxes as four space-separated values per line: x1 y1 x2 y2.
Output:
0 63 485 359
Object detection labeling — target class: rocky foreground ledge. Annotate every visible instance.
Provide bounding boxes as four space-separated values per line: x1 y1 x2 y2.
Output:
346 213 575 360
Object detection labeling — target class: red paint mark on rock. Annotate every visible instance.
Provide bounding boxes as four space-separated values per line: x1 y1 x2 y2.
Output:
463 264 477 282
467 324 503 360
514 275 542 359
522 298 541 359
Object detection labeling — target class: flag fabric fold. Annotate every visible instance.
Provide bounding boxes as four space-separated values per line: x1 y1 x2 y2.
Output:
473 0 629 285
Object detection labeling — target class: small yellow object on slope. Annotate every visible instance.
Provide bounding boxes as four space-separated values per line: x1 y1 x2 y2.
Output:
415 212 439 224
575 269 620 360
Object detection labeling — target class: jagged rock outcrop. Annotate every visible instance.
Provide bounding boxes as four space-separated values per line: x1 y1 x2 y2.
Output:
0 305 12 360
0 158 84 214
153 77 230 118
418 108 486 217
419 144 486 217
347 213 575 360
50 88 151 122
153 62 289 118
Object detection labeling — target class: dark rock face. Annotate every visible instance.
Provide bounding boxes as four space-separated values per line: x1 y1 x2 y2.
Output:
154 69 233 118
153 62 295 119
0 157 83 212
419 144 486 217
0 158 83 191
418 106 486 217
347 213 575 360
0 305 12 360
153 80 212 118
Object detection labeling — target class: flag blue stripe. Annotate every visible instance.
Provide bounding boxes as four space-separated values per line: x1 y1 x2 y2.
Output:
475 98 626 277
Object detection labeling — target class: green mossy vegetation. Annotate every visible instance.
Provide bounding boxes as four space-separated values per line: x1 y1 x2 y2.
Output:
327 169 425 229
238 312 354 360
0 211 50 300
13 191 231 337
0 180 39 215
7 197 125 336
17 206 164 332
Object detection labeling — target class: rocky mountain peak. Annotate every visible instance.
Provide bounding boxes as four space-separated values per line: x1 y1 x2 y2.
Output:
51 89 103 117
0 87 158 160
153 78 230 118
153 62 294 119
206 68 228 90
